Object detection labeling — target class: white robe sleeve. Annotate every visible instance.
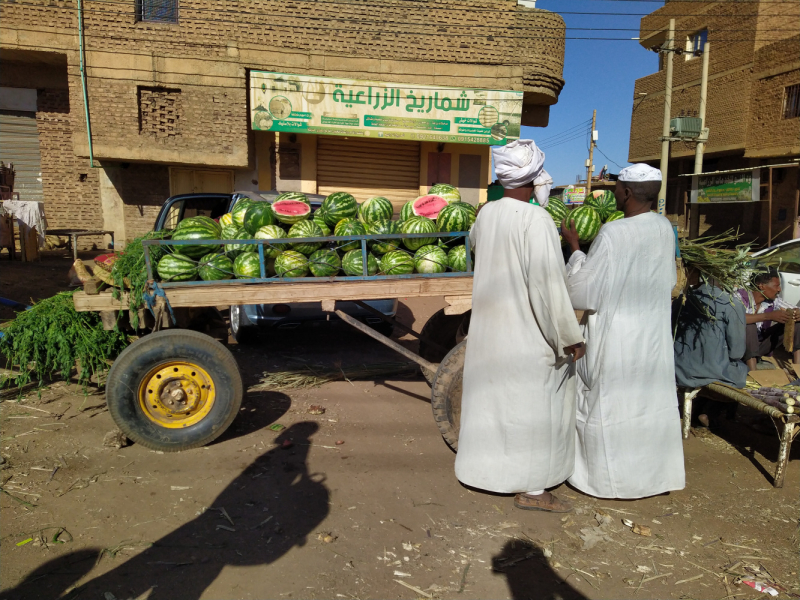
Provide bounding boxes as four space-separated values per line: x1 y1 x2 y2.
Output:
565 235 612 312
525 216 584 358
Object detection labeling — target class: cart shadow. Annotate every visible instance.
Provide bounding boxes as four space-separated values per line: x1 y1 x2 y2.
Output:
210 389 293 444
377 380 431 403
492 539 588 600
0 422 330 600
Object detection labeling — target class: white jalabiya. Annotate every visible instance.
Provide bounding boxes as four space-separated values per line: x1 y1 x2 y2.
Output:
565 212 685 499
455 198 584 493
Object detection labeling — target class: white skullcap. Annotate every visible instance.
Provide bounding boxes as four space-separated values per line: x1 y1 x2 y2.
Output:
618 163 662 182
532 169 553 208
492 139 545 190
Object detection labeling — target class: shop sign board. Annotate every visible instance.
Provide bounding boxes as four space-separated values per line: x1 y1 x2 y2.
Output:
563 185 586 205
249 71 523 145
690 169 760 203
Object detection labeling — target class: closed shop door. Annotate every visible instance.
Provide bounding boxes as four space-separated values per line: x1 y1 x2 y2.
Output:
317 137 420 211
0 113 43 202
169 168 234 196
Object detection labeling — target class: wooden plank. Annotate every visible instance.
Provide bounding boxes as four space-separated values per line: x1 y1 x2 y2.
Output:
74 277 474 312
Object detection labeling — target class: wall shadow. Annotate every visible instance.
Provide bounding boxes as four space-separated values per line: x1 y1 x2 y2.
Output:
1 422 329 600
492 540 588 600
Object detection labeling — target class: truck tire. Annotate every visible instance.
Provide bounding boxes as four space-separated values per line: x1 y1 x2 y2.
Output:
105 329 243 452
419 309 470 385
230 304 258 344
430 339 466 452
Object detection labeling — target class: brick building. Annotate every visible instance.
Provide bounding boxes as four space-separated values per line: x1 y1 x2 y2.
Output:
628 0 799 243
0 0 567 249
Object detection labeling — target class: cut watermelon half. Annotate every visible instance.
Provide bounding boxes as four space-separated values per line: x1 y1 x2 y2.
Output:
412 194 448 219
272 199 311 225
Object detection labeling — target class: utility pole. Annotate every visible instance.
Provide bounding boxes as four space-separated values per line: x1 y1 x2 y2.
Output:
657 18 675 216
586 109 597 197
689 42 710 239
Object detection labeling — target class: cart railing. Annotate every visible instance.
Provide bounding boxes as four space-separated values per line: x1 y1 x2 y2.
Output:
142 231 473 288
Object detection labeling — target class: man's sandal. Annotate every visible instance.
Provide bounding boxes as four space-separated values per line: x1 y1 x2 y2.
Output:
514 492 573 513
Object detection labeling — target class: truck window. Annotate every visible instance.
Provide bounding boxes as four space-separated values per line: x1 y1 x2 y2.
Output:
161 197 231 230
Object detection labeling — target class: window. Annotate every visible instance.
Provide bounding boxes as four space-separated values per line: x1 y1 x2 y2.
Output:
136 0 178 24
686 29 708 60
784 84 800 119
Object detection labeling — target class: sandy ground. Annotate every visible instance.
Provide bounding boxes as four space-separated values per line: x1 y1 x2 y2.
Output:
1 254 798 600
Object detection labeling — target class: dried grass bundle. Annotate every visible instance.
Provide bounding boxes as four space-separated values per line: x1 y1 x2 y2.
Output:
252 361 418 390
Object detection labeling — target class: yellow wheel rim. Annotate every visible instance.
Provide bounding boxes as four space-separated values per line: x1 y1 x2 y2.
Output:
138 361 216 429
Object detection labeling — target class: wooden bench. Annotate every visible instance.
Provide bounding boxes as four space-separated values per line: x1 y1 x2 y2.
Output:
681 383 799 488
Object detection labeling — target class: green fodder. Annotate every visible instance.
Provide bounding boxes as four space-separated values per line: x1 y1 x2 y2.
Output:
111 230 170 328
679 230 763 297
0 292 131 391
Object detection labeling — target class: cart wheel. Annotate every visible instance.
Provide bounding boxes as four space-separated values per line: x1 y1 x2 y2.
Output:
105 329 243 452
430 339 466 452
419 309 470 385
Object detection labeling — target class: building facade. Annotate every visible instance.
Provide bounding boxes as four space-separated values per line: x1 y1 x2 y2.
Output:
0 0 567 248
629 0 799 242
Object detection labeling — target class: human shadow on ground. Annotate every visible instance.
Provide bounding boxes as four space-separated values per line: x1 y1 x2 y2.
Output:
1 422 329 600
492 539 588 600
0 549 101 600
211 389 292 444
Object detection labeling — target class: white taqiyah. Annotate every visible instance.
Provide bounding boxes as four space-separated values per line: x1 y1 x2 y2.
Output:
492 139 545 190
618 163 662 182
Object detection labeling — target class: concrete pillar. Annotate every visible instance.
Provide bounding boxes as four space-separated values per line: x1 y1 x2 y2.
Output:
98 165 127 250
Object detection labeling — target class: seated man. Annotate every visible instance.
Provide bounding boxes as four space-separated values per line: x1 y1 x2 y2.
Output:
739 268 800 370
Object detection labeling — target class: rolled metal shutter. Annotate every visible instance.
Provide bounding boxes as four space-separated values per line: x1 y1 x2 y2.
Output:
0 113 43 202
317 137 420 212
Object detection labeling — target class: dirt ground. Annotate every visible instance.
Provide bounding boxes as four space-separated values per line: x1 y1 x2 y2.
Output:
1 254 798 600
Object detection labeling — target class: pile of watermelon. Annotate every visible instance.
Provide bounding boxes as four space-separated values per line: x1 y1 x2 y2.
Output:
156 185 477 282
542 189 624 244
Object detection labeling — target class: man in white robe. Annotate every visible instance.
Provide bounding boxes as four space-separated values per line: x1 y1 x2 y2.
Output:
455 140 585 513
561 164 685 499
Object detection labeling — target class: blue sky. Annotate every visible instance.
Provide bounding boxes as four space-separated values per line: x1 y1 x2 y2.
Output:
523 0 664 186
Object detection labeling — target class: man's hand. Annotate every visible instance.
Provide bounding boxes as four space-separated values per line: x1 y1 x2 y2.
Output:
566 342 585 362
771 310 792 324
561 218 581 253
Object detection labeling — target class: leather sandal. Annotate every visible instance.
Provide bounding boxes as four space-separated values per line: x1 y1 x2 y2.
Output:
514 492 573 513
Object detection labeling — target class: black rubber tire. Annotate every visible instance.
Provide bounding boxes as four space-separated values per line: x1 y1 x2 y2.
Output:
230 304 258 345
419 309 470 385
430 339 466 452
105 329 243 452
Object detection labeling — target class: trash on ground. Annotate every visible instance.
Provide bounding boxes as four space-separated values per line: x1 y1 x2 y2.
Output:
307 405 326 415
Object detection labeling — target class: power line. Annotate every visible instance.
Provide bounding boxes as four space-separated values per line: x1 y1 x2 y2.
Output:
594 146 627 170
536 120 593 145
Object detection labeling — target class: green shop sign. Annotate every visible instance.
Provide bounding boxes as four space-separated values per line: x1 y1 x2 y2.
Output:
249 71 523 145
691 169 760 203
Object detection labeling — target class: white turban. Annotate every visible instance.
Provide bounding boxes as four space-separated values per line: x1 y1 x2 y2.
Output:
618 163 662 182
532 168 553 208
492 139 545 190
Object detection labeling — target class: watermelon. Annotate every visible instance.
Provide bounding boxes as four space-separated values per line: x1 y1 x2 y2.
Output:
411 195 448 220
231 199 255 228
233 252 262 279
221 224 239 240
544 197 569 225
400 216 437 251
334 218 366 252
605 210 624 223
253 225 289 258
341 249 379 276
219 213 234 229
308 248 341 277
177 215 222 236
198 253 234 281
584 189 617 220
399 201 415 222
274 191 310 205
436 203 472 233
274 250 309 278
157 253 197 282
414 245 448 274
569 205 602 242
428 183 461 203
367 219 401 254
380 250 415 275
312 208 332 236
451 201 477 227
272 199 311 225
322 192 358 226
358 196 393 224
447 245 469 272
224 227 255 257
243 203 277 235
171 222 222 258
288 220 324 255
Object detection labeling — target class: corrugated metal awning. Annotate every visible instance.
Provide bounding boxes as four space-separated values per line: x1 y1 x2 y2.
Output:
0 112 43 202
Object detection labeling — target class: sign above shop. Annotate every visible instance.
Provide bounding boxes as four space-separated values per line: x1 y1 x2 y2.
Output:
249 71 523 145
690 169 760 203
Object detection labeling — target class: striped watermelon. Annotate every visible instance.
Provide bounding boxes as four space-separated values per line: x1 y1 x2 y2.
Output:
400 216 437 251
221 224 239 239
231 199 255 228
322 192 358 226
219 213 234 229
447 245 469 272
584 189 617 220
412 195 448 219
399 201 415 222
177 215 221 236
451 202 477 228
544 197 569 225
224 227 255 257
334 218 366 252
308 248 341 277
436 203 472 233
414 245 448 274
570 205 602 242
244 203 277 235
274 250 309 278
171 221 222 258
428 183 461 203
272 200 311 225
274 191 310 205
604 210 624 223
157 253 197 282
312 208 332 236
341 249 379 276
358 196 394 224
233 252 262 279
366 219 401 254
380 250 415 275
288 220 324 255
253 225 289 258
198 253 234 281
